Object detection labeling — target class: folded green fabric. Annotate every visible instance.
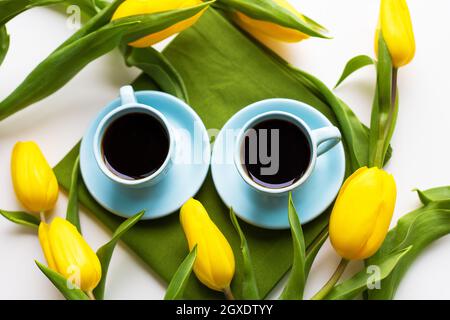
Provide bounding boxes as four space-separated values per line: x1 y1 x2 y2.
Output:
54 10 344 299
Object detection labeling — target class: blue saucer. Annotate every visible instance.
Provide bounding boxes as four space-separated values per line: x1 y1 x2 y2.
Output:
80 91 211 220
211 99 345 229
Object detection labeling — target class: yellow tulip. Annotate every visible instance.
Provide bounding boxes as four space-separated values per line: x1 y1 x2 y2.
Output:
329 167 396 260
38 218 102 293
112 0 207 47
233 0 309 42
376 0 415 68
180 198 235 292
11 141 58 214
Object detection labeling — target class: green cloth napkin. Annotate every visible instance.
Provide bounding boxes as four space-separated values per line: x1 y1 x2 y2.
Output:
54 10 341 299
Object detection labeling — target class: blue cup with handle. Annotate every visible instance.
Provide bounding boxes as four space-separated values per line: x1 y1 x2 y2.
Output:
93 86 175 188
234 110 341 196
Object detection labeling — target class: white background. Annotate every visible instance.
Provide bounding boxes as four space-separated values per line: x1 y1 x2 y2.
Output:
0 0 449 300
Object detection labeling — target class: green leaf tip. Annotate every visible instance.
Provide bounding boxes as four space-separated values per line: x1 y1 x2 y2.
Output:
123 46 189 103
0 210 40 228
335 55 374 89
326 246 412 300
164 245 197 300
229 207 260 300
216 0 328 39
35 260 90 300
93 210 144 300
279 192 306 300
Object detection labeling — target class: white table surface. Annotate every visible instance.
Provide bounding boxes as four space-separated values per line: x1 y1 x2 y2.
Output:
1 0 449 300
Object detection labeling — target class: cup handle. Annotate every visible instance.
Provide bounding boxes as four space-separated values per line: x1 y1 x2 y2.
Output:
312 126 342 157
120 85 137 105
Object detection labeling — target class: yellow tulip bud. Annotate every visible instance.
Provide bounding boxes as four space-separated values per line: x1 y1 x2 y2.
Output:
11 141 58 213
329 167 396 260
376 0 415 68
180 198 235 292
38 218 102 293
112 0 207 47
233 0 309 42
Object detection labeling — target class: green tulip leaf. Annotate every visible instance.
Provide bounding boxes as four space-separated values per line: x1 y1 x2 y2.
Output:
367 188 450 299
69 0 107 15
326 246 411 300
0 1 213 121
279 193 306 300
230 208 260 300
335 55 375 88
415 187 450 205
215 0 328 39
291 68 370 171
91 0 110 12
64 0 101 16
164 245 197 300
35 260 90 300
0 25 9 67
123 45 189 103
60 0 126 48
0 0 98 22
0 209 40 228
0 0 66 25
93 210 144 300
66 155 81 233
368 34 397 167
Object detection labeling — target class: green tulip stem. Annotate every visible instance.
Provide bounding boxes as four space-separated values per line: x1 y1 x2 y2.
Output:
311 259 349 300
391 68 398 109
40 211 46 223
87 291 96 300
224 287 235 300
371 66 399 168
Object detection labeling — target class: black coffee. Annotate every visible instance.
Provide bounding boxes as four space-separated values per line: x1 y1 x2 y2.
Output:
242 119 311 189
102 112 169 180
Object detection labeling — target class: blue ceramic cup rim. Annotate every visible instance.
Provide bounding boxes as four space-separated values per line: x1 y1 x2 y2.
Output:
93 92 175 188
234 110 341 195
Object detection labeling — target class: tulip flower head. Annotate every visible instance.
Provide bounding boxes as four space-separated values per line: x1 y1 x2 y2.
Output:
112 0 207 47
11 141 58 214
329 167 396 260
233 0 310 42
376 0 415 68
38 218 102 293
180 198 235 292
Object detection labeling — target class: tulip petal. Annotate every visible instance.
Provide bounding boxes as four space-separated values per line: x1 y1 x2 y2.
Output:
48 218 102 292
180 199 235 292
379 0 415 68
359 171 396 259
11 142 58 213
38 222 58 271
330 168 397 260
